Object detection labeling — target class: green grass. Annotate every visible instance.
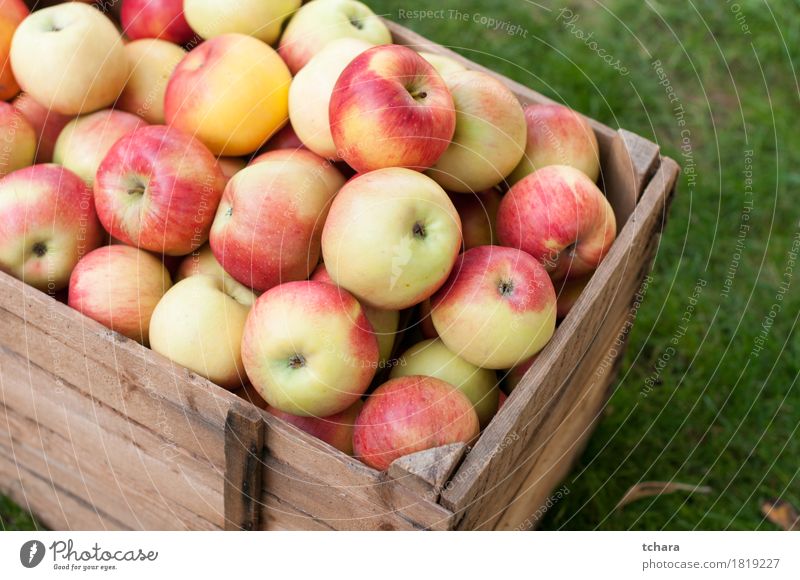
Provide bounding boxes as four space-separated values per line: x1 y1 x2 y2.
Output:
3 0 798 530
371 0 800 530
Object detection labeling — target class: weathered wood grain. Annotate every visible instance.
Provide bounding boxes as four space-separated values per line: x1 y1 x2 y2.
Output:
224 405 265 530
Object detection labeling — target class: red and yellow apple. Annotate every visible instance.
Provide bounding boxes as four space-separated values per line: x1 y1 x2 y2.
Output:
10 3 128 115
427 70 526 193
184 0 299 45
391 338 500 428
310 263 399 365
289 37 372 159
12 93 72 163
497 165 616 281
53 109 144 186
0 101 35 178
431 245 557 369
210 149 345 292
330 45 456 172
0 164 103 292
241 280 379 417
121 0 196 45
117 38 186 125
509 103 600 185
94 125 226 256
68 245 172 344
353 375 479 471
278 0 391 74
450 188 501 250
321 167 462 310
0 0 28 101
149 274 251 388
164 33 291 156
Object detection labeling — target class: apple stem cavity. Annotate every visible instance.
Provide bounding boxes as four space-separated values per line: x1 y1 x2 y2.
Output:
409 89 428 102
288 354 306 369
349 17 364 30
498 279 515 297
412 221 427 239
32 242 47 258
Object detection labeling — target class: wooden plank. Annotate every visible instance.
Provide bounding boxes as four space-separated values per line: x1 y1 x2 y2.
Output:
441 158 680 529
224 405 265 531
388 443 467 499
493 318 635 530
604 130 662 230
256 411 456 530
0 343 222 529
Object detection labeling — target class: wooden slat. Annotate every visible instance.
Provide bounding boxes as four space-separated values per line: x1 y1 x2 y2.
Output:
441 158 679 529
0 275 453 530
388 443 467 499
224 405 265 531
604 130 662 231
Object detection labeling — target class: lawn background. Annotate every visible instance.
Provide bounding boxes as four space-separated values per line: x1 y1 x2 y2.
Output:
3 0 799 530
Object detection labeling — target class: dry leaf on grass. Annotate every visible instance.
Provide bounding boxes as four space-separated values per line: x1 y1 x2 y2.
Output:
615 481 712 510
761 498 800 531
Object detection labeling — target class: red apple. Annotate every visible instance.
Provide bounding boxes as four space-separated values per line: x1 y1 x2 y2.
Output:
121 0 196 45
431 245 557 369
503 355 537 394
266 399 362 456
94 125 226 256
329 45 456 172
450 189 501 250
497 165 617 281
68 245 172 344
258 123 306 153
12 93 73 163
241 280 379 417
210 149 345 292
353 376 479 471
556 275 590 319
509 103 601 185
239 383 362 455
0 164 103 292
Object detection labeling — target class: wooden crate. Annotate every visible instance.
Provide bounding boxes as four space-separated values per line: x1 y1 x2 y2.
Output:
0 10 680 530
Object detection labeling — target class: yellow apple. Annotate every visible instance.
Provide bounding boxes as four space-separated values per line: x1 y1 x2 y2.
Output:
184 0 300 45
10 3 128 115
117 39 186 125
149 275 252 389
164 33 291 156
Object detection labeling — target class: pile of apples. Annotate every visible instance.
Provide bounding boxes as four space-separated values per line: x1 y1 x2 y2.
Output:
0 0 616 470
